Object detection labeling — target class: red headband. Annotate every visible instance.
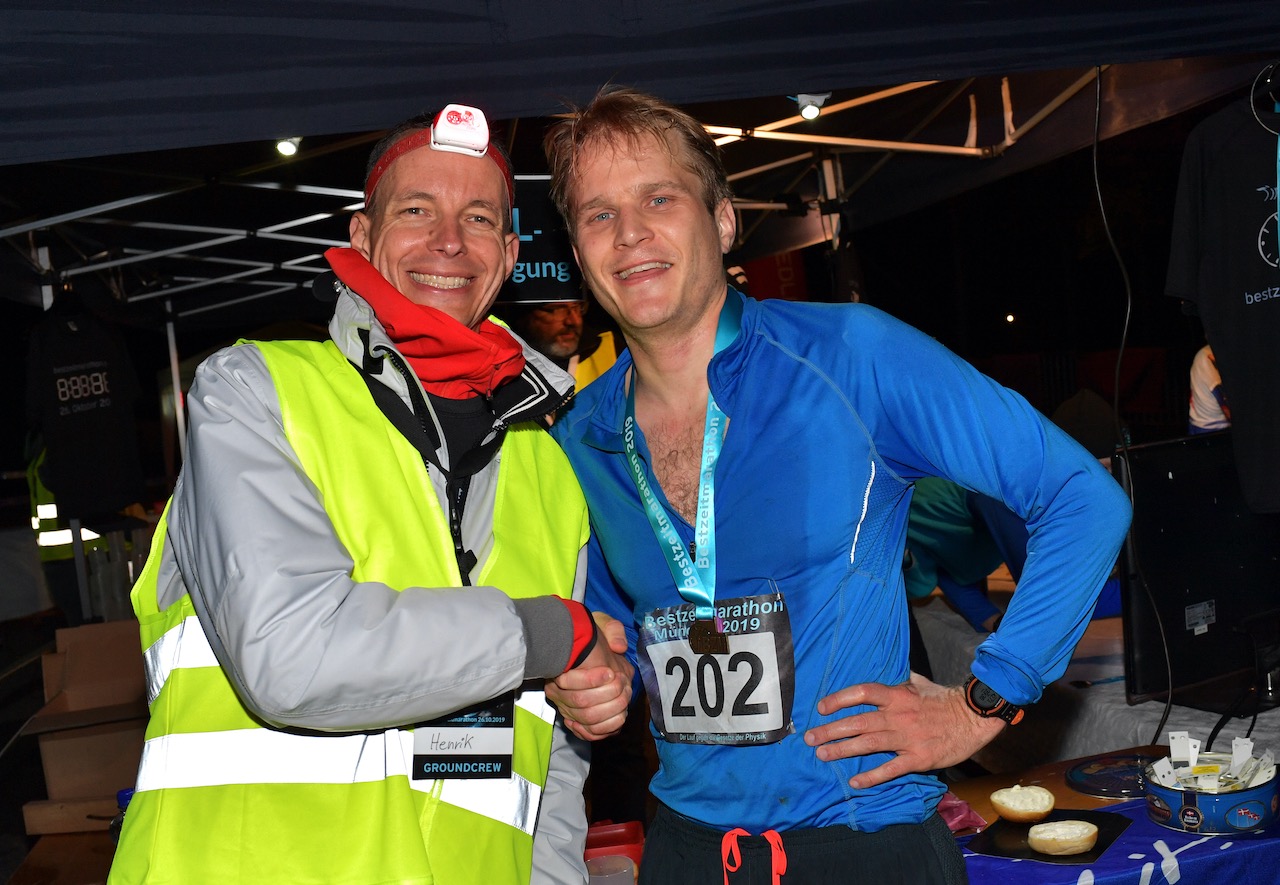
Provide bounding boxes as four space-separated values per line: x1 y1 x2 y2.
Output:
362 112 515 216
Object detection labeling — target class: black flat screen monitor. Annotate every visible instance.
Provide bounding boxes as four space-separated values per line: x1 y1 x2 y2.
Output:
1113 431 1280 715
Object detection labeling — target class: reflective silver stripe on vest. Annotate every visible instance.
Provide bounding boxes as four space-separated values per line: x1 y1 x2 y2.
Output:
135 727 542 835
516 689 556 725
136 727 415 788
139 616 545 835
37 527 102 547
142 615 220 704
440 772 540 835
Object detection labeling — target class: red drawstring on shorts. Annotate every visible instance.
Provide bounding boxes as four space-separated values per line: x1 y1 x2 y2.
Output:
721 827 788 884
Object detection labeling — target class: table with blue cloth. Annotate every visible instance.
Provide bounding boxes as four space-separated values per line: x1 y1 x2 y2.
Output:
947 744 1280 885
961 797 1280 884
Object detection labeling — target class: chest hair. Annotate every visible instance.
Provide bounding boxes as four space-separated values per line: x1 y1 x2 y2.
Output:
646 418 705 524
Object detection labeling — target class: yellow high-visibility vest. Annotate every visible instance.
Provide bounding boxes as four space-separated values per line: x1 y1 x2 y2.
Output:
110 338 588 884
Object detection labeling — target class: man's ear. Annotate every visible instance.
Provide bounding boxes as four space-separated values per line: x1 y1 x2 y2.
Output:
505 230 520 271
714 198 737 254
350 212 372 258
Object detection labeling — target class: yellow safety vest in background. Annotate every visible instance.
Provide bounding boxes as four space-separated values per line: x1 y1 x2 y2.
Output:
573 330 617 391
26 449 109 563
110 338 588 884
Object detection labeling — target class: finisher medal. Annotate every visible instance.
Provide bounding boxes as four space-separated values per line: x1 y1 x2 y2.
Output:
688 617 729 655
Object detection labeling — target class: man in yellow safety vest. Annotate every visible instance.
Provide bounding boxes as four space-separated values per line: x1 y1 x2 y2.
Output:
110 103 632 885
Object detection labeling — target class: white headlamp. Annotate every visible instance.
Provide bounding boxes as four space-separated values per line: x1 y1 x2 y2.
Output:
431 104 491 157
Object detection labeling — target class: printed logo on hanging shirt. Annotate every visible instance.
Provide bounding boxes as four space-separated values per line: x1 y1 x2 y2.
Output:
51 359 114 416
412 690 515 779
638 592 795 745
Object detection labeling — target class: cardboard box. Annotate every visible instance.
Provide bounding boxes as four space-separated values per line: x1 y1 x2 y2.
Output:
21 619 148 835
21 796 121 837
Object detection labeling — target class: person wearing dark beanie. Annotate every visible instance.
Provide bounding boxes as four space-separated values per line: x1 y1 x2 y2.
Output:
111 104 631 885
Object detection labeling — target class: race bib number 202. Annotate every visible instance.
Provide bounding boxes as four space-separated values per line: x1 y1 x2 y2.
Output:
638 592 795 745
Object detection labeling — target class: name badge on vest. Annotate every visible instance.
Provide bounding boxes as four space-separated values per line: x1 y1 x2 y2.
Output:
413 691 515 779
638 592 795 746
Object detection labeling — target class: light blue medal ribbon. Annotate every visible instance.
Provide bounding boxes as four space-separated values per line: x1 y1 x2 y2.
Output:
621 294 742 624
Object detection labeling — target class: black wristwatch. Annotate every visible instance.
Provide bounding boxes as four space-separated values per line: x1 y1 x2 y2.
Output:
963 675 1025 725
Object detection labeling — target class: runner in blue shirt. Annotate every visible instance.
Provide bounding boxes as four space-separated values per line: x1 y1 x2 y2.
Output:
542 86 1131 884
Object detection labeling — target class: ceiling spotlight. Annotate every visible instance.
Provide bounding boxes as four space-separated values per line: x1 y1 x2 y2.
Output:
796 92 831 121
276 136 302 157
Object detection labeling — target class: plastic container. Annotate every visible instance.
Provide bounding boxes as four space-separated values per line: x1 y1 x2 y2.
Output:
584 820 644 871
108 787 135 842
587 854 635 884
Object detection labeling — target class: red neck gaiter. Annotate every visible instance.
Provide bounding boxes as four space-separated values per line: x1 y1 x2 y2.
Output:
326 247 525 399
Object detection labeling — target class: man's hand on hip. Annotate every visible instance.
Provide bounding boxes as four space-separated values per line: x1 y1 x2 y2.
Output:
802 672 1005 790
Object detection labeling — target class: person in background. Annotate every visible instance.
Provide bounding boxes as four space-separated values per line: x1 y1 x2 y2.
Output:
109 103 630 885
493 177 618 396
1188 343 1230 434
502 297 619 392
904 479 1006 626
909 387 1129 668
542 85 1131 884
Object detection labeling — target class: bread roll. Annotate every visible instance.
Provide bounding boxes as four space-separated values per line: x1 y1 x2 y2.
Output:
989 784 1055 823
1027 819 1099 856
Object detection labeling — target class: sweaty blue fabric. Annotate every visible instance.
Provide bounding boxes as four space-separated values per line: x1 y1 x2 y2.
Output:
552 289 1130 834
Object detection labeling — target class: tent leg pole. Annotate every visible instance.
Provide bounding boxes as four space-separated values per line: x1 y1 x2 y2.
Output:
166 301 188 468
69 518 93 622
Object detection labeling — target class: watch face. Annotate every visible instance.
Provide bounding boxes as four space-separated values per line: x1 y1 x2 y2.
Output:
968 677 1002 711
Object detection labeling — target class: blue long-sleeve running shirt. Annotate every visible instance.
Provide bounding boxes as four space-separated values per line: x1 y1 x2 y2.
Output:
551 288 1131 834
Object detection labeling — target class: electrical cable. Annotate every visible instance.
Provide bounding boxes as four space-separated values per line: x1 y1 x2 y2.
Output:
1085 65 1176 746
1204 628 1263 752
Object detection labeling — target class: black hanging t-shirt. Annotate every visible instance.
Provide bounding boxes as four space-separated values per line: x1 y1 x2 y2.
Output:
1165 98 1280 513
25 307 146 518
